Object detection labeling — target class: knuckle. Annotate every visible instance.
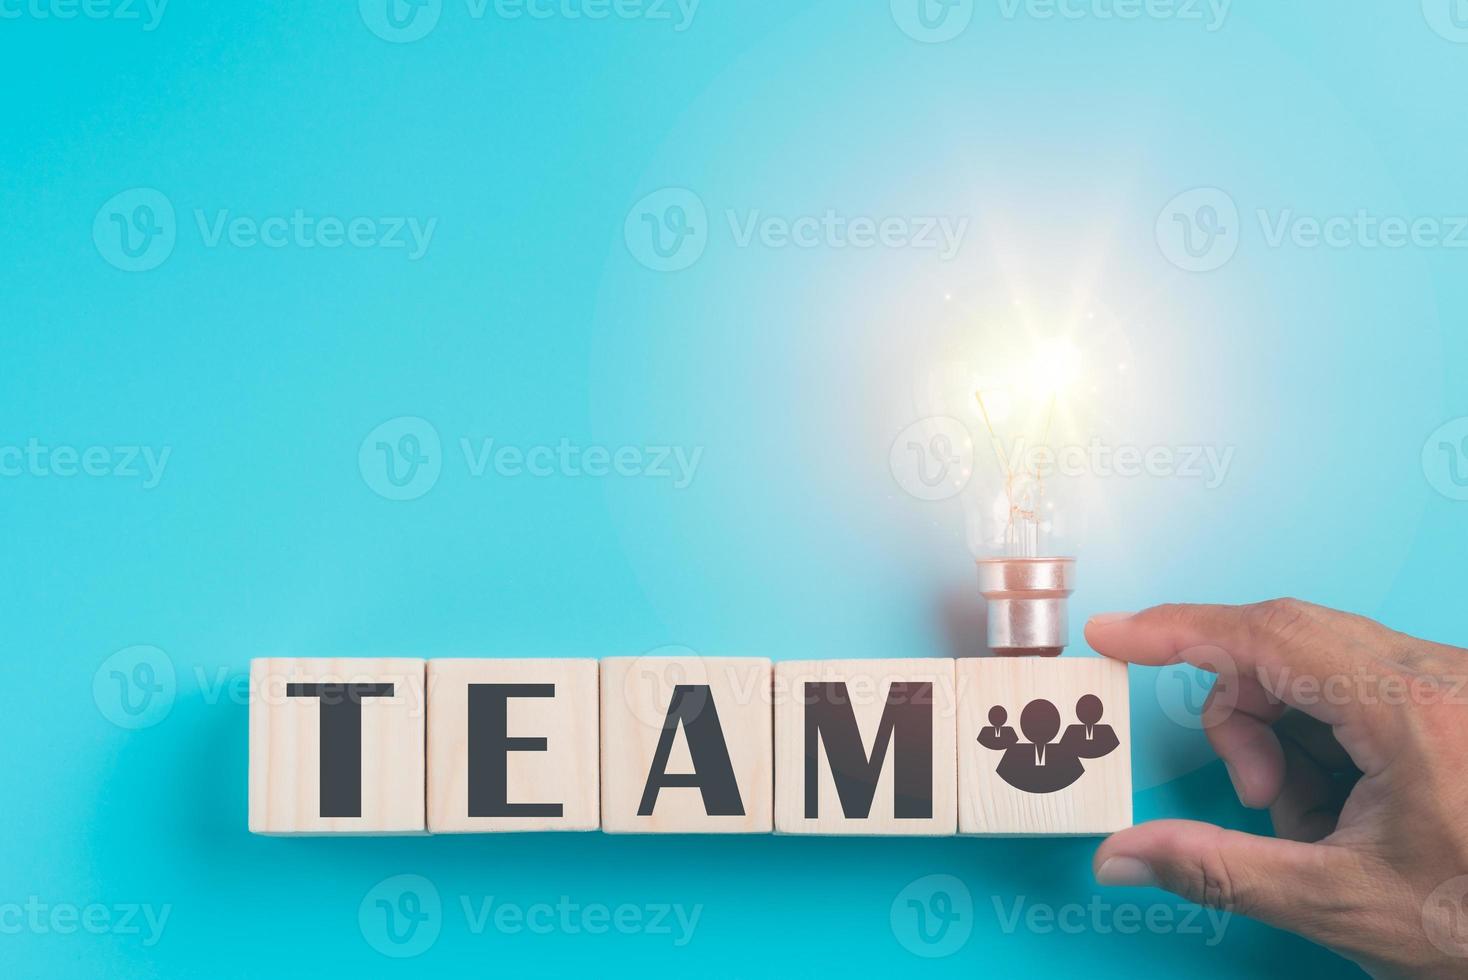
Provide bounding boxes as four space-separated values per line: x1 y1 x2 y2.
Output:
1147 603 1196 627
1245 597 1313 645
1167 849 1247 914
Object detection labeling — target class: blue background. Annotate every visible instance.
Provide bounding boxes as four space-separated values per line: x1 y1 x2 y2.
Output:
4 0 1467 976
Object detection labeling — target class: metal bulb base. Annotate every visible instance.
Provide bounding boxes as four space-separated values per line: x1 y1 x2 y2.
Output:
976 557 1076 657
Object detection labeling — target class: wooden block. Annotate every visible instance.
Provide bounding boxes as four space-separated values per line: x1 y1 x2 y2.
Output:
427 659 599 833
249 658 426 835
774 659 957 836
600 657 772 833
958 657 1131 836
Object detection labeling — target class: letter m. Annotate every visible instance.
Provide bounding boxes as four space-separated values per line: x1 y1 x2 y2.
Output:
803 681 933 820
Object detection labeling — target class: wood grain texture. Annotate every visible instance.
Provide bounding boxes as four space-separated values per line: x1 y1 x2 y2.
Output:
600 657 773 833
427 659 599 833
248 658 426 836
958 657 1132 836
774 659 957 836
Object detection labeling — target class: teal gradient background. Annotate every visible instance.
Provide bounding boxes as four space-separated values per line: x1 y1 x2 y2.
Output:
3 1 1466 976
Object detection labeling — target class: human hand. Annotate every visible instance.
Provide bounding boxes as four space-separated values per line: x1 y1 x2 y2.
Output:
1084 599 1468 979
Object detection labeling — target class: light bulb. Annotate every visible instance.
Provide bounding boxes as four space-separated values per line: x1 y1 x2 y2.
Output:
912 329 1091 657
971 344 1081 657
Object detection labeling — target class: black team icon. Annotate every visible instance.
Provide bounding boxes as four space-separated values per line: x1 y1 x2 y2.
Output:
977 695 1119 794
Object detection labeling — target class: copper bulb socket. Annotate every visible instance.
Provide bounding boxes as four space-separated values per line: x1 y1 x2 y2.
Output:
976 557 1076 657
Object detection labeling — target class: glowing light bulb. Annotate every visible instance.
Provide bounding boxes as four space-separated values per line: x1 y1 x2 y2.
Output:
966 339 1088 656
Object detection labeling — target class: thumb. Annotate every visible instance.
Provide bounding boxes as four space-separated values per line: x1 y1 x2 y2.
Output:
1094 819 1358 941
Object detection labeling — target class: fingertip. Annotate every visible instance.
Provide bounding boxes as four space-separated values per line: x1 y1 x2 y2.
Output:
1083 612 1156 664
1095 856 1157 888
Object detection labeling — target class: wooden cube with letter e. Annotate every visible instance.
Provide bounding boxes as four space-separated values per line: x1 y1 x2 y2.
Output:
600 656 773 833
774 659 957 836
958 656 1131 836
427 659 599 833
249 657 427 835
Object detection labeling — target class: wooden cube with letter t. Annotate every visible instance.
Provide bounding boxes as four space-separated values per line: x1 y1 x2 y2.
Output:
958 657 1131 836
427 659 599 833
774 659 957 835
248 658 426 835
600 656 773 833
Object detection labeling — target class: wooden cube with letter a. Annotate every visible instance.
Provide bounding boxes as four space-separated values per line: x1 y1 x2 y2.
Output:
427 659 599 833
600 656 772 833
959 657 1131 836
249 658 426 835
774 659 957 836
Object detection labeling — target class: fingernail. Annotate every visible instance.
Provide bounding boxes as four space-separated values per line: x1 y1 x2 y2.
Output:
1089 612 1136 627
1096 857 1157 888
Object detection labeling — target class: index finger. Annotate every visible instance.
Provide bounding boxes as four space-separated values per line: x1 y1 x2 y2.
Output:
1085 598 1405 728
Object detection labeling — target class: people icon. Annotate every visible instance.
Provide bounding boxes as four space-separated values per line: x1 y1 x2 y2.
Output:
977 695 1120 794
